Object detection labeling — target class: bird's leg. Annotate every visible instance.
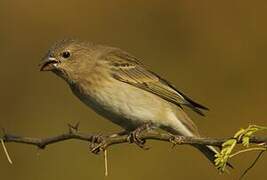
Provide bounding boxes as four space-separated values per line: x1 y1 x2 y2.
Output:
127 122 154 149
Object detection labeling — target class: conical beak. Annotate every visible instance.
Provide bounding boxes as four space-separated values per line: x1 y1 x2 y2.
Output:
39 57 59 71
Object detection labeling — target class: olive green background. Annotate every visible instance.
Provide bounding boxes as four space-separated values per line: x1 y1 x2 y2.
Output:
1 0 267 179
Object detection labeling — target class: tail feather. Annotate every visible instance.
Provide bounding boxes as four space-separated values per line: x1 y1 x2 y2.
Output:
194 144 233 169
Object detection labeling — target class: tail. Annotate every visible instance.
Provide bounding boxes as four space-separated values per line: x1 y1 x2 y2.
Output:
168 106 233 168
194 144 233 169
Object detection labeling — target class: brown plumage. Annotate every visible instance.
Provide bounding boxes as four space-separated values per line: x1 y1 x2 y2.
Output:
105 50 209 116
40 38 230 168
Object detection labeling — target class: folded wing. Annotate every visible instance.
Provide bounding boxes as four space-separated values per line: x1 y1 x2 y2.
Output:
104 50 208 116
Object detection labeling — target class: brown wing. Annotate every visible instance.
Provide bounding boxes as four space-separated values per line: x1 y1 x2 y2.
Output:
104 50 208 116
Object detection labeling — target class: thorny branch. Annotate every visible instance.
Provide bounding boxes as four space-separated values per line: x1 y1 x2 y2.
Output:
1 124 267 178
1 127 266 153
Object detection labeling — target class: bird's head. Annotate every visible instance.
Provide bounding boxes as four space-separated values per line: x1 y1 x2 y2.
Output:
40 39 96 83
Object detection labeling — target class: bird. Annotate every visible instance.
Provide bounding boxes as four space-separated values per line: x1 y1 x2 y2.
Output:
39 38 222 167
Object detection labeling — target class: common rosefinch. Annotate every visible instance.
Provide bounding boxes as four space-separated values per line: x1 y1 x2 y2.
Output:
40 38 226 167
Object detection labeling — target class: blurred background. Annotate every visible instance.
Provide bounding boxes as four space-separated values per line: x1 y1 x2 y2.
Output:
0 0 267 179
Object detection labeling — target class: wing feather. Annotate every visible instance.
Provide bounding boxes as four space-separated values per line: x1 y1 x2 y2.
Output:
104 50 208 116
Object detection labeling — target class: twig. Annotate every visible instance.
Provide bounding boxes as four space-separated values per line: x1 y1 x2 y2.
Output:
239 151 265 180
230 147 267 158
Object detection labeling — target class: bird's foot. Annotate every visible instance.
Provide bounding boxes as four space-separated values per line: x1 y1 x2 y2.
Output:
127 122 153 149
168 134 186 148
90 133 106 154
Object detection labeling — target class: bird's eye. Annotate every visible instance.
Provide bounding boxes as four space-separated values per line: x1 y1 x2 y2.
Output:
62 51 71 59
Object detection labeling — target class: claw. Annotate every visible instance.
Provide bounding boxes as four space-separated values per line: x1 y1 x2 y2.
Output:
128 131 147 149
91 142 107 154
127 123 153 150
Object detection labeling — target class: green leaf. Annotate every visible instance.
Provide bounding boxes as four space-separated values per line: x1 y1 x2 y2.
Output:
215 124 267 173
235 125 267 147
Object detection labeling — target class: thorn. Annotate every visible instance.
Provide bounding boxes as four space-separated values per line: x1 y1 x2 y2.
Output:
68 122 80 133
1 128 5 133
1 138 13 164
104 149 108 176
1 128 7 137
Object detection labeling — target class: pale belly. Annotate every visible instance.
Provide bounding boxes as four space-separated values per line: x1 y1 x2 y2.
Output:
71 79 193 135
